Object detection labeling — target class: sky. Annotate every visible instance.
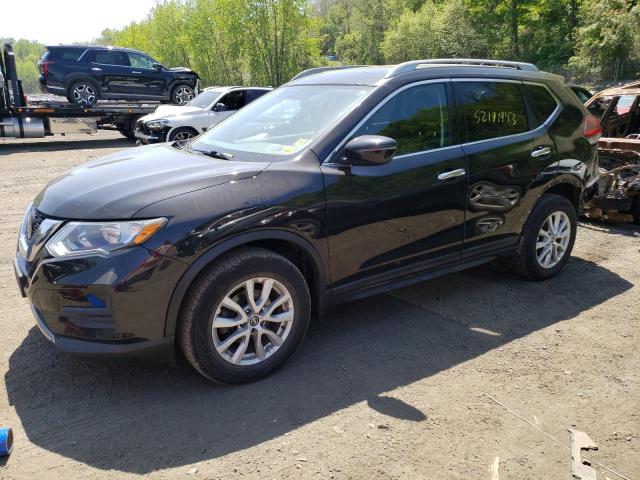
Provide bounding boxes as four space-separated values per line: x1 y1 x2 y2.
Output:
0 0 158 44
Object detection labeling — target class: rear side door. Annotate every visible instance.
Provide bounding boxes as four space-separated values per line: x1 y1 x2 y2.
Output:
453 79 560 256
322 81 468 291
126 52 166 96
89 50 133 94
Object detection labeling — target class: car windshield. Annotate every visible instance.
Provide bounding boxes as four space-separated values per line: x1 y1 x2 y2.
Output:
190 85 372 159
187 89 225 108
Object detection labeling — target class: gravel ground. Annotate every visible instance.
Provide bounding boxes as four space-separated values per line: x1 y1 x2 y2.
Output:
0 131 638 480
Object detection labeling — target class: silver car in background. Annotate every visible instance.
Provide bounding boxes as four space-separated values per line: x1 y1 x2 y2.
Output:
135 86 272 143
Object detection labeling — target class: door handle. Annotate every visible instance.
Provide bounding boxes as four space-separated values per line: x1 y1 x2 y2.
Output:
437 168 466 181
131 71 142 74
91 67 102 71
531 146 552 158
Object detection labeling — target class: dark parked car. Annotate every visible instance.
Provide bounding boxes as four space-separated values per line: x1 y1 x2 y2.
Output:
568 85 593 103
38 45 199 106
15 59 600 384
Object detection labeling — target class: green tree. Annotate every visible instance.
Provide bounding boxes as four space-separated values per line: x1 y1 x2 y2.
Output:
382 0 489 63
569 0 640 81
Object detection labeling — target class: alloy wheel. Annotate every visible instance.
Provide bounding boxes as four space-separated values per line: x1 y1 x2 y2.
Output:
174 87 194 105
72 84 96 105
173 130 194 141
536 211 571 268
212 277 294 366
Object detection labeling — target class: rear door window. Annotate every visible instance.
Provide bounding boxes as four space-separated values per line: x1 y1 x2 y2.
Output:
92 50 128 66
454 81 528 142
353 82 450 155
246 89 269 103
524 84 559 126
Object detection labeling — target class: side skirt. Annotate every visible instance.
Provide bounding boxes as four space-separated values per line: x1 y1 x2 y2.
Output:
324 246 516 308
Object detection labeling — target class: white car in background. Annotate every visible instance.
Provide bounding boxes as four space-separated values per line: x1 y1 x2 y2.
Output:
135 86 272 143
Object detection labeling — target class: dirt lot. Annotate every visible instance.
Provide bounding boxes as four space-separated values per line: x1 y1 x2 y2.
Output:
0 131 638 480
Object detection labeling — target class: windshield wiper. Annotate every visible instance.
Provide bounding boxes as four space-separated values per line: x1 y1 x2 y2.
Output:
191 147 234 160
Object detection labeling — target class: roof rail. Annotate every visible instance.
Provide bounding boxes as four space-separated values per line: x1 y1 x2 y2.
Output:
290 65 366 81
385 59 539 78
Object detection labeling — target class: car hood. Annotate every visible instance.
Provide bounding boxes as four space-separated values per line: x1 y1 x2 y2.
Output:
168 67 199 77
34 143 269 219
141 105 204 122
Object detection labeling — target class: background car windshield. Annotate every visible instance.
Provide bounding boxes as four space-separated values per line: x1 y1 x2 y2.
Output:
187 89 225 108
190 85 372 158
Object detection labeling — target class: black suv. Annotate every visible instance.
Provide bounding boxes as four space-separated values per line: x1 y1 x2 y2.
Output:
15 59 600 384
38 45 199 106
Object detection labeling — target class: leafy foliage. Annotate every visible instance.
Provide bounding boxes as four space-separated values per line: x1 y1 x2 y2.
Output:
3 0 640 92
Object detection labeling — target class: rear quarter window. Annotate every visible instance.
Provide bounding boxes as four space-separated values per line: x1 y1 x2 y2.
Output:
48 49 84 62
524 84 559 126
454 81 528 142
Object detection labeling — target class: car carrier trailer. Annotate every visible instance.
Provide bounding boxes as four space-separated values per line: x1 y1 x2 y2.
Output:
0 43 156 139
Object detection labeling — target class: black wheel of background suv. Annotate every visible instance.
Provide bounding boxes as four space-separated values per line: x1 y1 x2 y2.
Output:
171 84 195 105
507 194 577 280
67 80 100 106
178 247 311 384
632 197 640 225
168 126 198 142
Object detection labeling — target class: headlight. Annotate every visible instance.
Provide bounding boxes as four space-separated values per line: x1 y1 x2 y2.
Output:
146 119 169 130
46 218 167 258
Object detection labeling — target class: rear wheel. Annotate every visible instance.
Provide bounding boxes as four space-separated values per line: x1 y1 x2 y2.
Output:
507 194 577 280
67 80 100 106
178 247 311 384
171 84 195 105
168 126 197 142
632 197 640 225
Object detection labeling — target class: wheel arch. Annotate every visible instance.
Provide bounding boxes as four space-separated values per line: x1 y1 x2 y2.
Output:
166 125 199 141
164 230 326 338
542 175 585 214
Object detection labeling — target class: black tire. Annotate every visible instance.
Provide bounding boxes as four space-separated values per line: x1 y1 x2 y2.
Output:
632 197 640 226
66 80 100 106
171 84 195 105
178 247 311 384
116 118 137 139
168 126 198 142
507 194 577 280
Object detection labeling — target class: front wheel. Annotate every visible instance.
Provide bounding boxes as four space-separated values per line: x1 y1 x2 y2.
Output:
168 127 197 142
178 247 311 384
507 194 577 280
171 84 195 105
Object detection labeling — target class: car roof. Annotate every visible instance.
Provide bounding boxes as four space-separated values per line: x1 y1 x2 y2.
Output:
46 45 143 54
592 81 640 98
202 86 273 92
288 59 562 87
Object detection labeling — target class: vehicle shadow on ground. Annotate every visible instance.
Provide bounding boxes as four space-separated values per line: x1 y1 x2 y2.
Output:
579 220 639 238
0 137 136 154
4 257 633 473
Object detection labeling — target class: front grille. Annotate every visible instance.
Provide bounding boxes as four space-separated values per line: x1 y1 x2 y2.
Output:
29 209 47 238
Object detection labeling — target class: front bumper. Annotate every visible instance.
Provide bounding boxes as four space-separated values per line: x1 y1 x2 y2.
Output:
134 124 167 144
14 241 185 358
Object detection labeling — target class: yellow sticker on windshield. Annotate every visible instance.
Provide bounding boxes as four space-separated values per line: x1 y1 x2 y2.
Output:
281 146 295 154
294 138 309 147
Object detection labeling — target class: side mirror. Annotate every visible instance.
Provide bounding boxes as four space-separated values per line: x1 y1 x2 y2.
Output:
213 102 228 112
341 135 397 166
152 63 163 70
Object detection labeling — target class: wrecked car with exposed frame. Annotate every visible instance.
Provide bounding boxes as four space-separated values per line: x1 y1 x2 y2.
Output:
584 82 640 224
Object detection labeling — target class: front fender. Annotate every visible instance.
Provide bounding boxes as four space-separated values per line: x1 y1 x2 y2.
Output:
163 229 326 337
